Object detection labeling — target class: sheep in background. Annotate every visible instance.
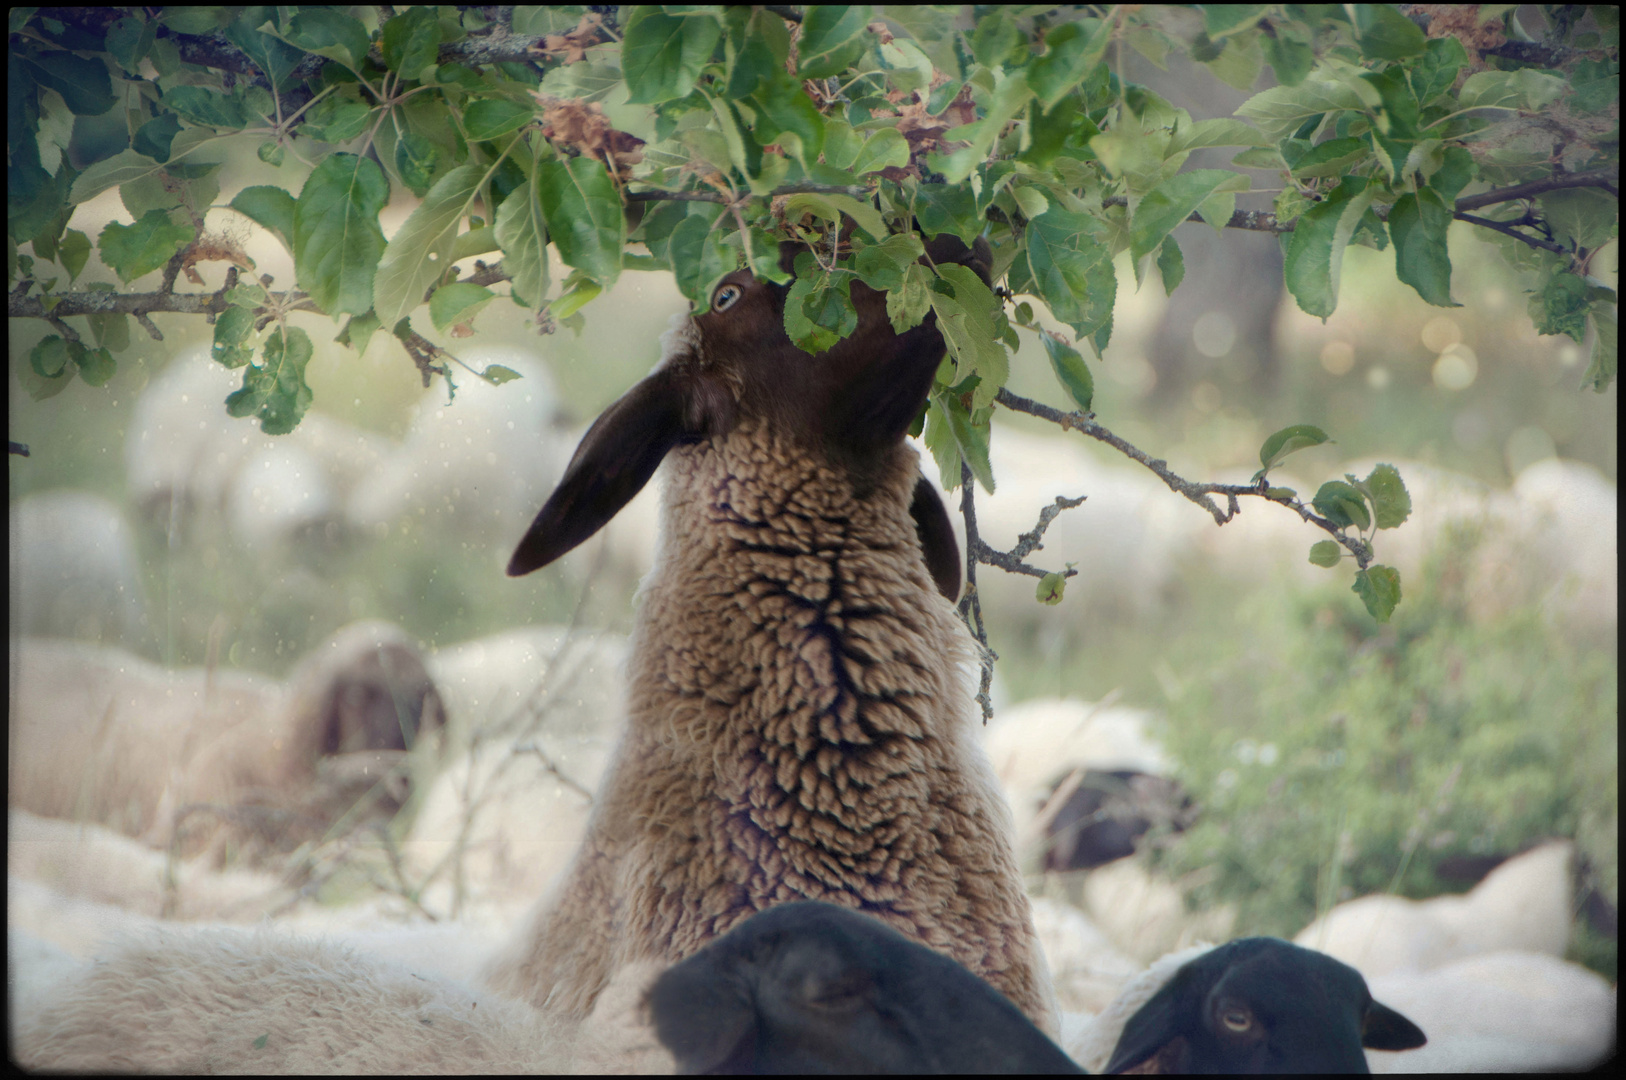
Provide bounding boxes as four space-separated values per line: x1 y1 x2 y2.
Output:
9 489 149 648
1027 895 1143 1015
406 626 630 914
1294 840 1576 977
8 812 294 928
1040 768 1195 873
1065 937 1426 1073
11 926 560 1074
491 235 1055 1035
346 347 574 553
125 349 388 549
8 620 445 863
1365 950 1616 1072
648 901 1083 1074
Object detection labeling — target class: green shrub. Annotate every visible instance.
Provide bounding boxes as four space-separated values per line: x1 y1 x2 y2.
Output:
1154 521 1618 979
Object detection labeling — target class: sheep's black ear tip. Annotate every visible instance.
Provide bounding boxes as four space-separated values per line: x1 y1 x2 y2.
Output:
506 550 537 577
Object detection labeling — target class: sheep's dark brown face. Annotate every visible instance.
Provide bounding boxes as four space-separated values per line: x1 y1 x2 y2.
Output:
671 236 992 461
507 233 988 580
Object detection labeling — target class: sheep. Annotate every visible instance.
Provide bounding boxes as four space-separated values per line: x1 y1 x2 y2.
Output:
402 626 631 914
648 900 1083 1074
8 620 446 862
1293 840 1576 978
11 926 561 1074
1364 950 1617 1072
346 346 574 553
8 812 294 927
9 489 150 648
125 349 388 549
1066 938 1427 1073
489 233 1056 1036
1040 768 1194 873
1025 895 1143 1015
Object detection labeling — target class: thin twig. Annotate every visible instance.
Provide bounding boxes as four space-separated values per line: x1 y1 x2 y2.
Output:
955 460 998 725
1454 211 1570 255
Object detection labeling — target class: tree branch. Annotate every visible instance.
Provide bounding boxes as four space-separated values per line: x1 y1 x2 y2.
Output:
1454 211 1570 255
1454 170 1620 211
626 182 874 204
993 388 1373 567
954 461 997 725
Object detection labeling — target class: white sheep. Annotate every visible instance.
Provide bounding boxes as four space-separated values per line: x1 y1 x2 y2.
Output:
403 626 630 913
490 236 1057 1036
1293 840 1576 977
125 349 388 549
1364 949 1617 1072
1026 895 1143 1014
11 926 563 1074
9 489 149 648
345 347 572 554
8 620 445 861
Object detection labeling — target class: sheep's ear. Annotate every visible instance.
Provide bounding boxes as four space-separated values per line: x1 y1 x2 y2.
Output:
1103 983 1188 1074
1361 1000 1427 1051
509 368 702 577
647 970 759 1074
909 475 961 601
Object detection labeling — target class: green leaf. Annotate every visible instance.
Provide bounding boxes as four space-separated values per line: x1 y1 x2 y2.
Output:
493 179 548 307
1203 32 1264 91
1028 20 1106 109
822 118 863 170
163 85 248 129
294 153 388 317
1289 136 1366 179
922 393 963 491
97 210 194 284
887 261 933 334
106 16 157 75
1412 36 1467 103
335 310 382 357
852 127 909 175
229 185 296 255
750 69 825 166
301 92 372 143
1157 235 1185 294
1236 79 1374 142
934 391 995 494
1019 206 1116 346
1581 307 1617 393
16 49 114 116
465 98 535 141
1308 540 1343 568
1389 188 1458 308
1364 463 1411 530
1539 188 1618 252
853 232 924 292
373 163 481 330
479 363 524 386
1283 177 1378 319
225 326 314 435
914 182 982 244
224 10 303 93
429 280 496 333
932 264 1009 409
1130 169 1238 268
780 192 888 242
30 335 71 378
72 342 116 387
379 5 441 83
285 8 370 70
1354 4 1427 60
1168 117 1271 155
1352 565 1402 622
623 7 721 104
1529 269 1592 343
550 271 602 319
393 130 446 197
725 8 788 98
666 210 732 303
536 155 624 287
1258 424 1330 472
1312 480 1371 531
798 5 871 79
1458 69 1568 112
1036 571 1067 605
68 150 162 206
1040 331 1093 412
1262 23 1314 87
57 228 90 282
784 251 856 354
928 71 1034 184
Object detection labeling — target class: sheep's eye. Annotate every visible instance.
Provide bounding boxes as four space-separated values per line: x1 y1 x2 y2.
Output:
712 284 743 312
1220 1008 1252 1033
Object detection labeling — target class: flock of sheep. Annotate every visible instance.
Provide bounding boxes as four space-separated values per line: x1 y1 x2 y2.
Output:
9 234 1617 1072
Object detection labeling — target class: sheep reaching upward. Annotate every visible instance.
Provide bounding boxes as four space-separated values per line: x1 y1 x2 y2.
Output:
493 234 1055 1034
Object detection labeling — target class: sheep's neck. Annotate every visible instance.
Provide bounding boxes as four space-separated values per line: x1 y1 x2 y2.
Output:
587 418 1046 1024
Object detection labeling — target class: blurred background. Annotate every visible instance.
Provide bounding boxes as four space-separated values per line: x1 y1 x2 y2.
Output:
10 59 1616 993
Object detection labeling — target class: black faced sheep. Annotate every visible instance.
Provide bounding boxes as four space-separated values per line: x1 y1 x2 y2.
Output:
490 233 1055 1035
1073 937 1427 1073
648 900 1081 1074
